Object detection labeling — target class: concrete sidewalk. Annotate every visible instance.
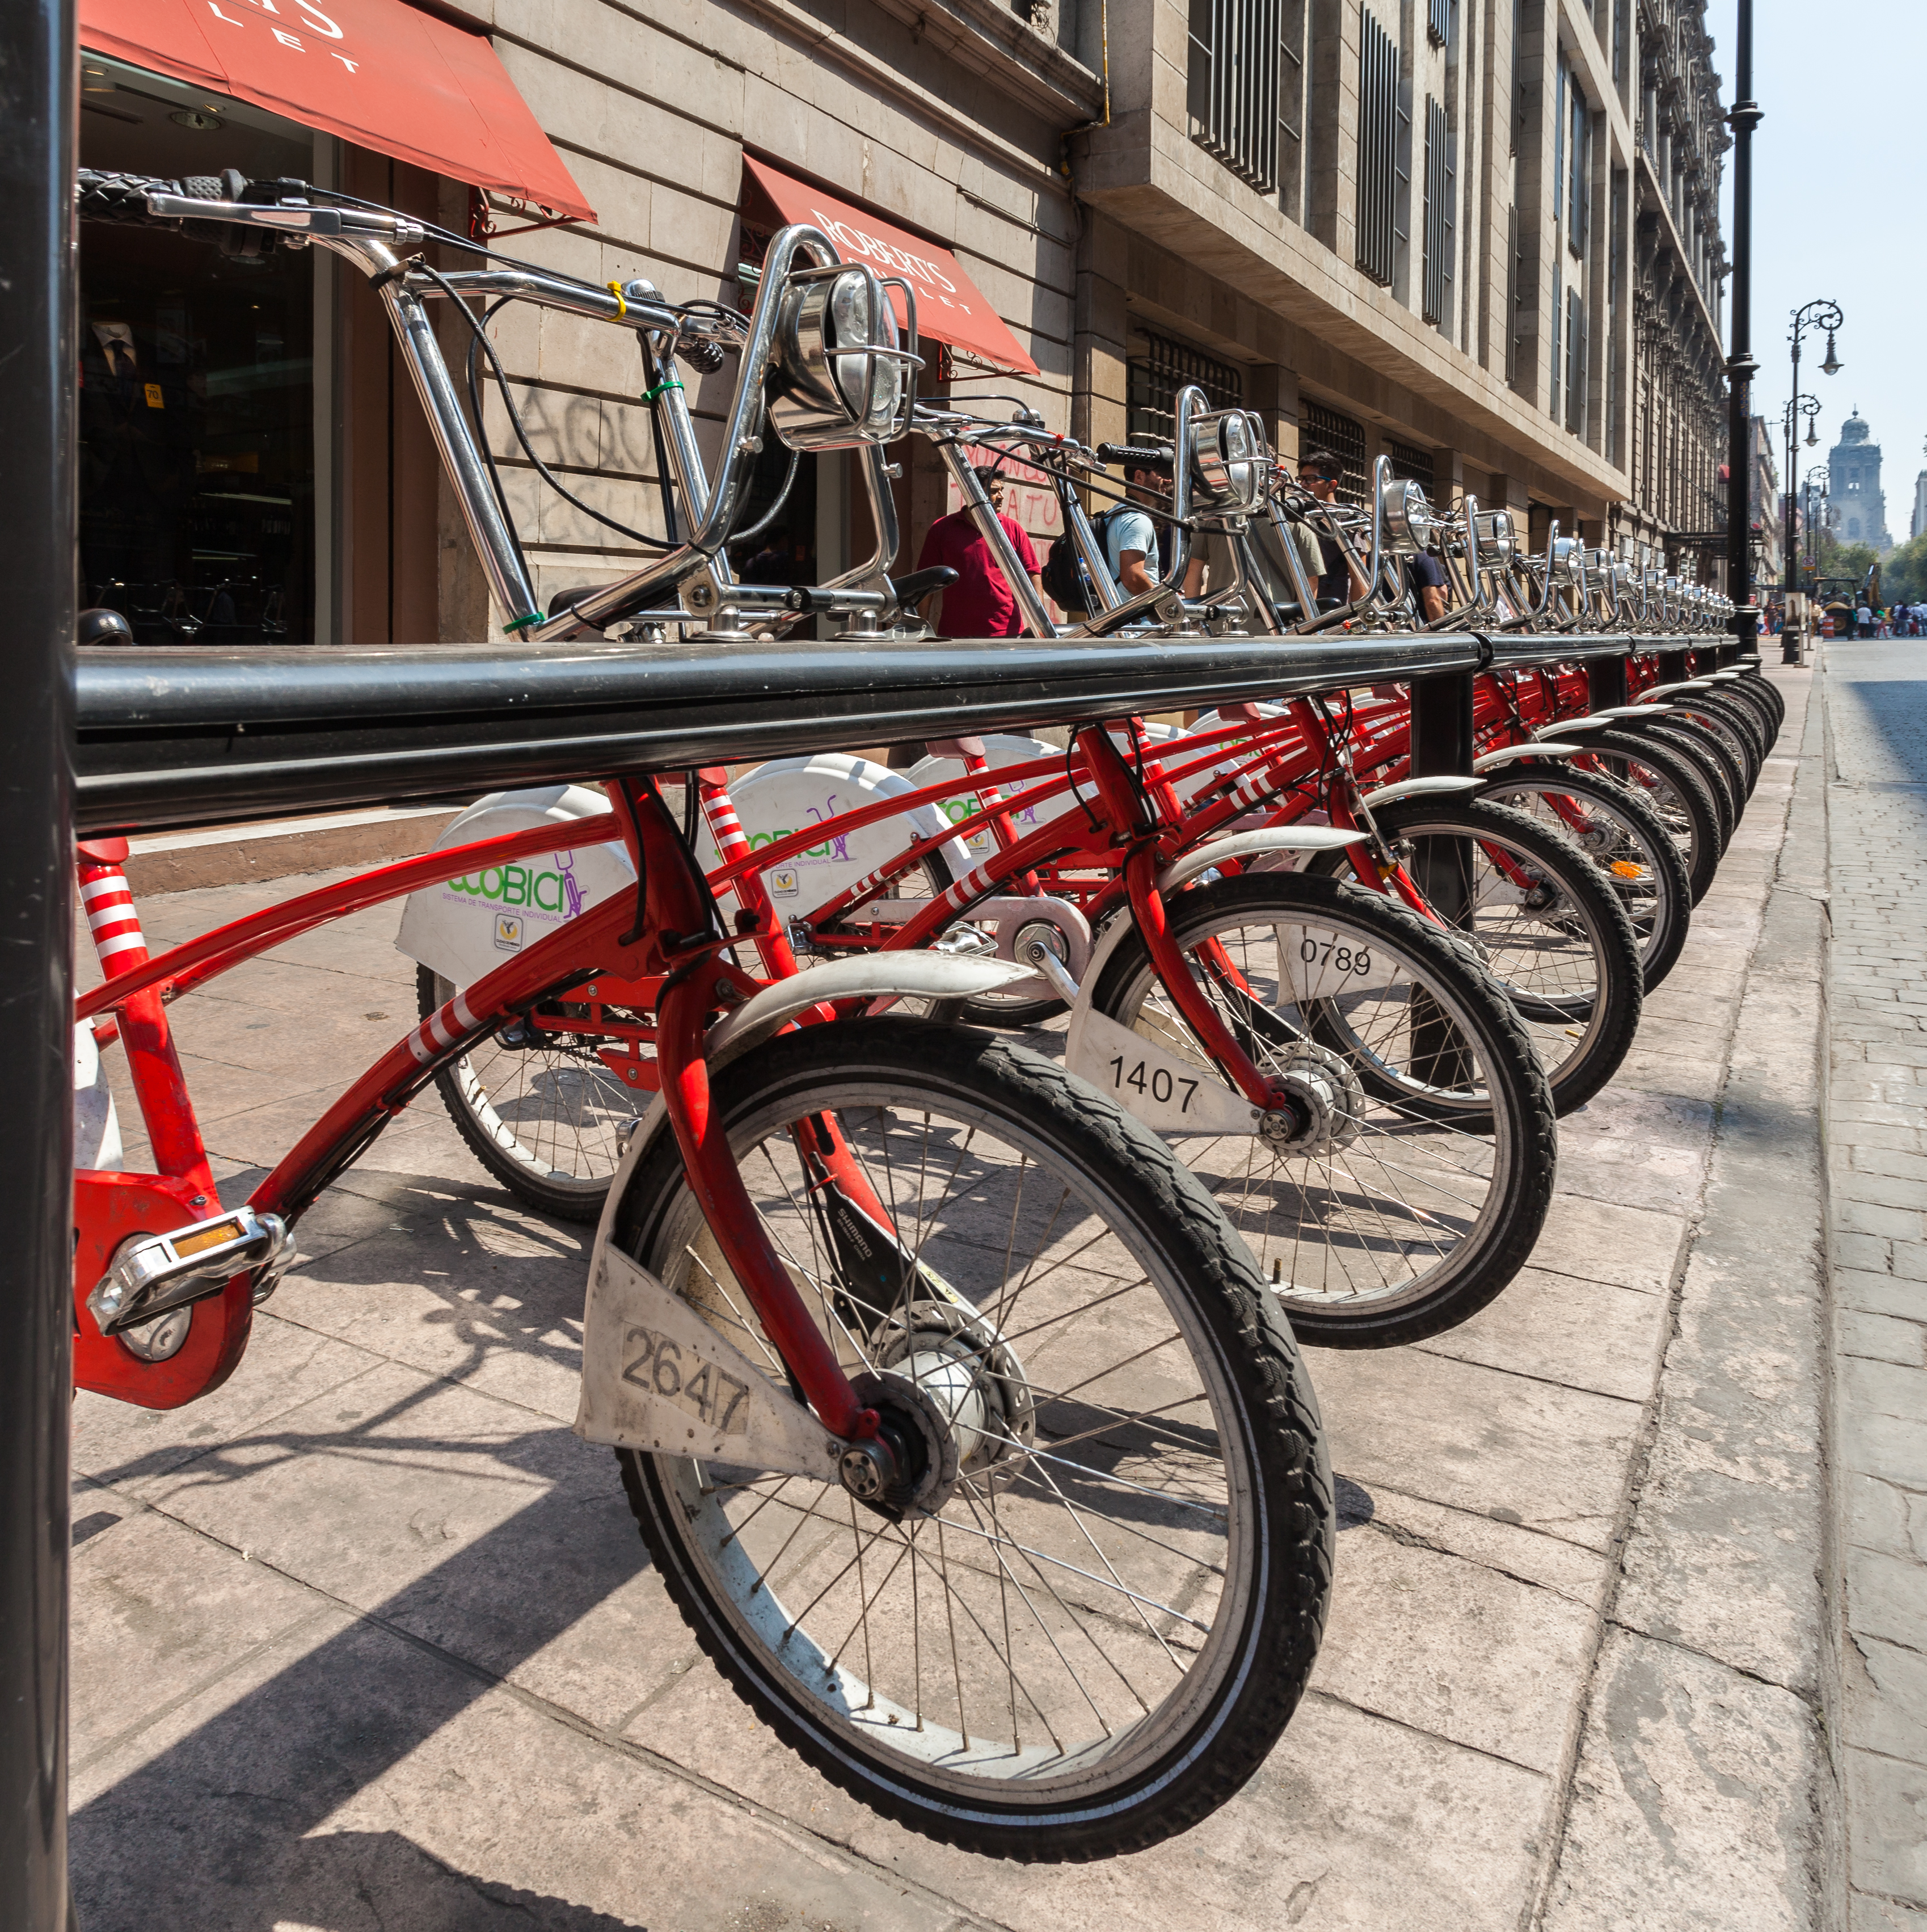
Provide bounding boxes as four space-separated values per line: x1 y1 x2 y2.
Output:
69 672 1835 1931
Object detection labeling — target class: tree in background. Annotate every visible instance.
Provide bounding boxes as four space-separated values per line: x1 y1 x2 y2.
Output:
1881 533 1927 606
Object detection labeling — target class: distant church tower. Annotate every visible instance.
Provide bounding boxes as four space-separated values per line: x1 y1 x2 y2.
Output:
1912 439 1927 542
1829 412 1893 554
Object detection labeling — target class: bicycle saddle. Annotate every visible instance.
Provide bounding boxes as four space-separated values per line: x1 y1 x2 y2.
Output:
77 608 135 647
888 567 958 608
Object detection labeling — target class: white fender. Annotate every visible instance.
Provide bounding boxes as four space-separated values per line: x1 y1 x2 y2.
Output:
705 954 1032 1067
1471 742 1583 772
700 754 972 915
574 1242 846 1477
906 735 1059 860
1359 775 1486 807
395 783 629 990
1639 680 1715 698
1157 826 1367 894
74 1021 123 1171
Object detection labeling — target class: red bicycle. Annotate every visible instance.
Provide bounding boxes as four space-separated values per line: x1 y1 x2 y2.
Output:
71 170 1336 1861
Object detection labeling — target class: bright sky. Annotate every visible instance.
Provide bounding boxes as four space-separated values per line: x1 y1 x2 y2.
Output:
1707 0 1926 534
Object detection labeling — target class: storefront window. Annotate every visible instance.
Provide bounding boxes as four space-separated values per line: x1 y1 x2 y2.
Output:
78 56 318 642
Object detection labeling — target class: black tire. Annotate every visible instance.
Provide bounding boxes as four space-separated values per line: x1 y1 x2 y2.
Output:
1582 730 1724 906
1692 688 1770 776
1736 671 1786 734
612 1018 1332 1861
1713 674 1783 747
419 965 635 1221
1632 716 1741 842
1662 694 1763 796
1314 797 1643 1115
1088 871 1557 1346
1475 763 1694 991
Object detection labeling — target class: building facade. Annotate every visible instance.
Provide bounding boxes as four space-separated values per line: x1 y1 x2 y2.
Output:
1621 0 1727 578
1747 413 1779 590
76 0 1734 644
1829 413 1892 554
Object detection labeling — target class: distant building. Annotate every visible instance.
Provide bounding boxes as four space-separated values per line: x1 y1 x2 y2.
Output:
1829 413 1893 554
1748 415 1780 586
1912 452 1927 541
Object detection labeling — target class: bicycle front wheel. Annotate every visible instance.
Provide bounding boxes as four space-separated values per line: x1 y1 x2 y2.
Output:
1313 798 1643 1114
613 1018 1332 1861
1089 872 1557 1347
1475 764 1693 991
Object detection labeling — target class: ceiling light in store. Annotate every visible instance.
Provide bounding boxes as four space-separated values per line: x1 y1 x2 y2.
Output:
170 107 223 131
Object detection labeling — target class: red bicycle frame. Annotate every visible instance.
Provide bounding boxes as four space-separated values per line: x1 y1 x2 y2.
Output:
75 778 883 1443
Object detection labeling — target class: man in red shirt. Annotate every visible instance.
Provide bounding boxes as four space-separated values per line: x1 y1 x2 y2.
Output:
915 466 1044 637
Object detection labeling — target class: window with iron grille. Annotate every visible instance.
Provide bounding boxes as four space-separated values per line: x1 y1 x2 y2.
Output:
1127 332 1244 445
1567 79 1589 256
1427 0 1452 48
1388 440 1436 489
1301 401 1368 507
1188 0 1283 192
1356 11 1399 286
1422 94 1456 327
1565 285 1586 437
1279 0 1307 222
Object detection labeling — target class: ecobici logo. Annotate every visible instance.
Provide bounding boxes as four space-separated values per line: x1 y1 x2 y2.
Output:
447 849 588 920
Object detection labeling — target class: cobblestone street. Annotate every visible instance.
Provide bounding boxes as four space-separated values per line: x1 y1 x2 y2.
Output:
1821 642 1927 1932
68 666 1863 1930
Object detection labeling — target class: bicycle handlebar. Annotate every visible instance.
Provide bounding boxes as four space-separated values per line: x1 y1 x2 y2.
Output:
1095 443 1174 472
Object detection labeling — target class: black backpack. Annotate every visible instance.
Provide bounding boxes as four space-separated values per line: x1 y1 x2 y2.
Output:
1042 508 1124 616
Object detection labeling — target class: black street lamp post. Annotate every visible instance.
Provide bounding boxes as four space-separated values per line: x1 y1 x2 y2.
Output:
1725 0 1762 660
1783 300 1844 659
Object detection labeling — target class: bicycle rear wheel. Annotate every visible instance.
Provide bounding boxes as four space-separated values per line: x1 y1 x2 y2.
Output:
419 965 636 1220
613 1018 1332 1861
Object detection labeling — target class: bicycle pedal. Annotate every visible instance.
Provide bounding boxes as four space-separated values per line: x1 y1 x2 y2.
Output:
87 1204 293 1338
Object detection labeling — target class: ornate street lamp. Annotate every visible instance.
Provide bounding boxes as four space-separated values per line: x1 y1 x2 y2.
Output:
1783 301 1845 623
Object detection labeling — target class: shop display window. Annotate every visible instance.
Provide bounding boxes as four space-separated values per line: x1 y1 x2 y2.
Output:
78 56 318 643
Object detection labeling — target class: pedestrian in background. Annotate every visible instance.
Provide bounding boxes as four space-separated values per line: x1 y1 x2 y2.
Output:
916 465 1042 638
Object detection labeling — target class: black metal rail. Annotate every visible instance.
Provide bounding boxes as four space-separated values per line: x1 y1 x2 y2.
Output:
75 631 1698 836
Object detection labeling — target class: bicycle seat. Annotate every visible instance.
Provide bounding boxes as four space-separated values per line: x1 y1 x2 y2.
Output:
77 608 134 647
889 567 958 608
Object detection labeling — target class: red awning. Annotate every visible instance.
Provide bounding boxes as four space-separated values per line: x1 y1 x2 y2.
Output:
80 0 593 221
743 157 1037 377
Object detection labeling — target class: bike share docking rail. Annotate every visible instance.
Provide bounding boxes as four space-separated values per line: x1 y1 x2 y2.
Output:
74 629 1697 837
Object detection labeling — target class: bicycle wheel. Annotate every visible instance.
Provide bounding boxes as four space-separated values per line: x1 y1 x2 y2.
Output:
1734 671 1786 734
1714 674 1783 747
1635 716 1741 841
1087 872 1556 1347
1582 730 1723 904
1693 688 1770 776
419 965 638 1221
1475 764 1693 991
613 1018 1332 1861
1313 797 1643 1114
1663 696 1762 796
